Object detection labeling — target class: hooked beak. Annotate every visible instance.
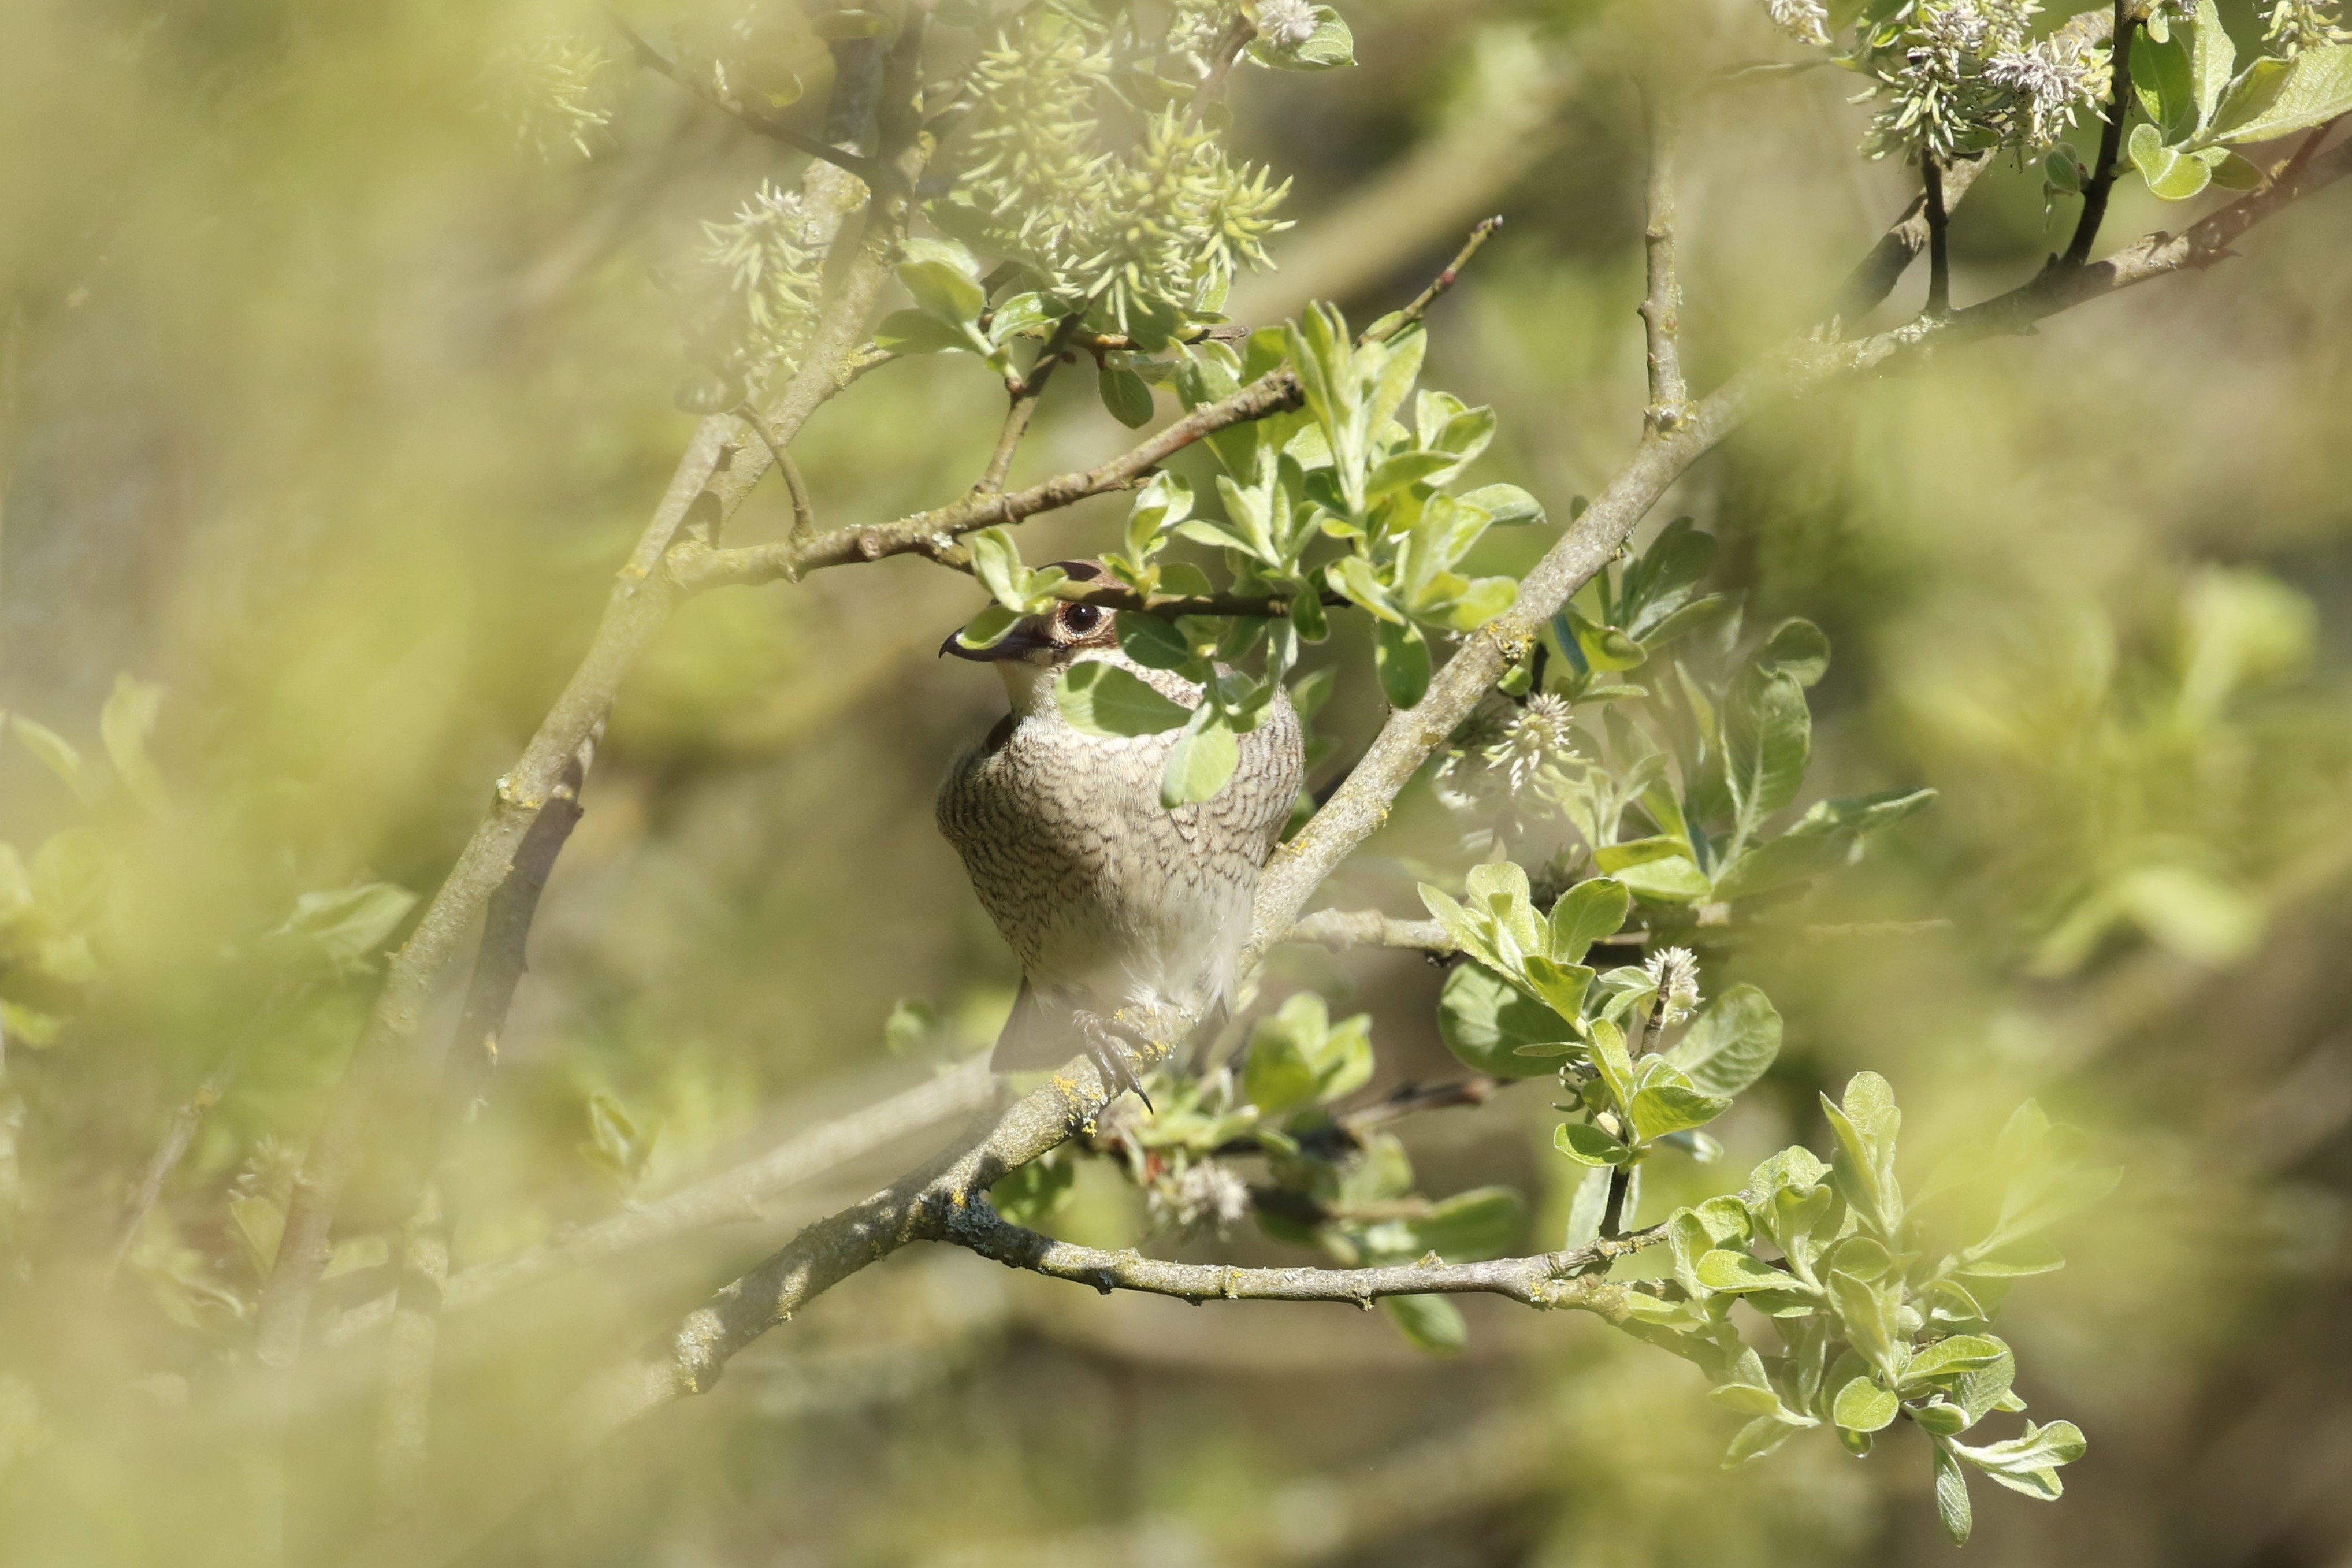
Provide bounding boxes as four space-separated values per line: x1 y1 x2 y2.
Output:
939 623 1049 662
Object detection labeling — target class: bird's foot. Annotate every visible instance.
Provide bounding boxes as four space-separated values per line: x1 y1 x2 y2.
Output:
1073 1010 1154 1112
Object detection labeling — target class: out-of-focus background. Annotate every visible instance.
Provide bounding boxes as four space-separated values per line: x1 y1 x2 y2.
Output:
4 0 2351 1564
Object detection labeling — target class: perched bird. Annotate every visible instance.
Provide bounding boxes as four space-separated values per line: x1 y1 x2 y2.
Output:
937 561 1304 1100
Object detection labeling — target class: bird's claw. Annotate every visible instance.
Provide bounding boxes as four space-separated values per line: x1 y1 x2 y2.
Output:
1075 1012 1153 1112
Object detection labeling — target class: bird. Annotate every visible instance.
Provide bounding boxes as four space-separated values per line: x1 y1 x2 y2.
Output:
936 560 1304 1103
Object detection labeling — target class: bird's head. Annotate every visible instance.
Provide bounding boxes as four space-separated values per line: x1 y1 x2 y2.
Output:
940 559 1122 709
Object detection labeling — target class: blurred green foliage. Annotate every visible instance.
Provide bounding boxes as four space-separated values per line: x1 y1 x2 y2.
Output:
2 0 2351 1565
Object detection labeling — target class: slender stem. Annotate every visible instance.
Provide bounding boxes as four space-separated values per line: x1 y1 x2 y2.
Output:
1831 153 1992 328
1187 17 1255 125
735 403 818 538
106 1042 247 1283
980 313 1087 493
671 369 1307 588
2066 0 2141 267
1923 153 1952 318
1365 217 1502 344
941 1201 1660 1309
1638 90 1688 428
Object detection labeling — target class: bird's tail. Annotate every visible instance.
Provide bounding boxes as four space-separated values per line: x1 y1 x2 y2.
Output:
989 980 1087 1071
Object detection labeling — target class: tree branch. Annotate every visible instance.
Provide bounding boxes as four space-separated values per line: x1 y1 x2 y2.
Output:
1831 153 1992 326
1922 154 1952 318
938 1201 1656 1310
251 24 937 1376
1239 125 2352 982
1638 92 1688 429
1367 216 1502 344
375 742 593 1510
980 311 1087 493
668 369 1307 589
2067 0 2142 266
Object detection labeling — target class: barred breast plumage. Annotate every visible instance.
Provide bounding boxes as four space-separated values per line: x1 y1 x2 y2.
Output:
937 594 1303 1075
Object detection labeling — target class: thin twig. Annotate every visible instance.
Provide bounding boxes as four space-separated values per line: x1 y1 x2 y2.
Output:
608 10 884 186
980 312 1087 493
670 369 1307 588
1923 154 1952 318
1363 217 1502 344
1187 17 1256 126
2065 0 2141 266
1638 89 1688 429
941 1201 1659 1309
106 1045 246 1283
1831 152 1992 327
734 404 818 538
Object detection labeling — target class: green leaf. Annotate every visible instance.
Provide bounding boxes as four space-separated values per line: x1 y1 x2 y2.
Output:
1725 668 1811 846
1554 1120 1632 1166
1115 612 1197 671
1457 482 1544 526
1519 953 1595 1023
1381 1292 1466 1354
991 1152 1077 1225
266 882 421 978
898 251 985 325
1664 984 1783 1097
2045 144 2085 194
1374 619 1430 708
2211 46 2352 146
1366 449 1458 497
2133 28 2198 140
1756 618 1830 687
100 675 168 811
874 308 974 356
1547 878 1630 965
1829 1269 1900 1372
2190 0 2235 129
1952 1420 2086 1500
1406 1187 1525 1261
1161 706 1240 806
1901 1334 2008 1390
1723 1415 1802 1469
1055 661 1191 736
1244 991 1373 1114
1933 1438 1975 1545
1437 963 1572 1079
1592 839 1712 901
1563 1165 1612 1251
986 292 1057 344
953 603 1022 651
2132 121 2213 199
1430 576 1518 633
1098 365 1155 428
1629 1084 1732 1143
1695 1250 1803 1292
1832 1376 1898 1433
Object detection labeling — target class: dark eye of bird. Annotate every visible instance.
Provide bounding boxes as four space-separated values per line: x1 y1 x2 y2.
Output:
1063 603 1101 635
